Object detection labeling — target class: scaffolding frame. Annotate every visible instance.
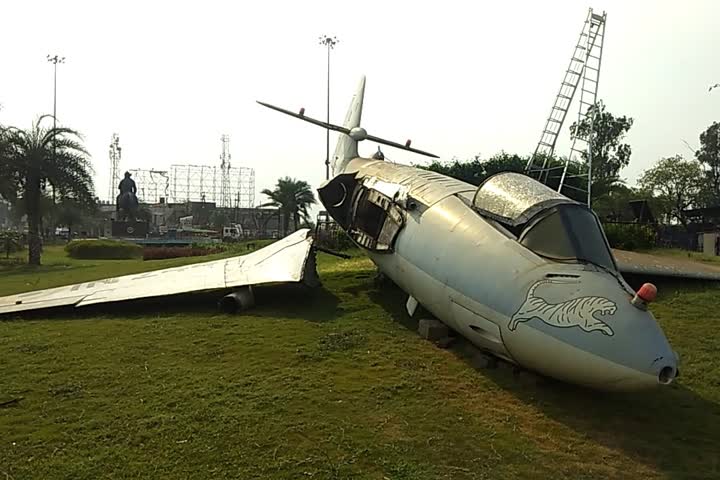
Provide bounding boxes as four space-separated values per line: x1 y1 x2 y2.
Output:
128 169 170 204
169 164 255 208
525 7 607 206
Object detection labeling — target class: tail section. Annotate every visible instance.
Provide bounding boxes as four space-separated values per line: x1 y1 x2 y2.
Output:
332 76 366 175
256 76 438 175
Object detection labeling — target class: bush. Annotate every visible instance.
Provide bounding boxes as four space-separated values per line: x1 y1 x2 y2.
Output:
143 246 223 261
65 239 143 259
315 229 356 251
602 223 657 251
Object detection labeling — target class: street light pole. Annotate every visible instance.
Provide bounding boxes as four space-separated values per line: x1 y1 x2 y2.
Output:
47 54 65 132
46 54 65 206
318 35 338 180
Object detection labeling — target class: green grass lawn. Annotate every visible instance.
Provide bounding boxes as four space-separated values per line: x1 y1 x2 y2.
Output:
1 246 719 479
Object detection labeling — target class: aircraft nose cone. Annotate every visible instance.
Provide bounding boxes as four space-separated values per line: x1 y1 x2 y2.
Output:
621 304 680 388
653 349 680 386
500 271 680 391
658 365 676 385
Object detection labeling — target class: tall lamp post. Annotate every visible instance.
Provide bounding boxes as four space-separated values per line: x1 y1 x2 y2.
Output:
47 54 65 131
46 54 65 205
318 35 338 180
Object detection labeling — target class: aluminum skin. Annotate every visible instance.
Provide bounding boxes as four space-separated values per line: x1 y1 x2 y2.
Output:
260 75 678 392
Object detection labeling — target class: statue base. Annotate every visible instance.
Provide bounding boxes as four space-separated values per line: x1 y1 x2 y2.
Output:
111 220 148 238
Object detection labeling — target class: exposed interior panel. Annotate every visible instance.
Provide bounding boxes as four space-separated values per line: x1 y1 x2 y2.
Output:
318 173 406 253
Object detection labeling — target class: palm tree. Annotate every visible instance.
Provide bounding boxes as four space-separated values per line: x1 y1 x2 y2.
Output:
2 116 95 265
260 177 316 236
0 124 17 203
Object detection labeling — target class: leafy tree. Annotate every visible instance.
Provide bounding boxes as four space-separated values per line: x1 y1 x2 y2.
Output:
423 152 526 186
423 155 486 185
638 156 705 230
1 116 95 265
527 153 589 203
591 184 636 221
696 121 720 203
421 151 589 202
56 197 98 241
8 193 57 230
569 101 634 198
260 177 316 236
0 230 21 259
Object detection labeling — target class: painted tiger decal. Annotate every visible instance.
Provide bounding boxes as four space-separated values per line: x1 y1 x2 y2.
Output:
509 279 617 336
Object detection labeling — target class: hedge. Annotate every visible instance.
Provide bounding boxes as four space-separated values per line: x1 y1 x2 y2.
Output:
65 239 143 259
602 223 657 251
143 246 223 261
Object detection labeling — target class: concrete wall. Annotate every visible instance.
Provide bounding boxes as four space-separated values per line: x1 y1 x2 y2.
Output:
702 232 720 256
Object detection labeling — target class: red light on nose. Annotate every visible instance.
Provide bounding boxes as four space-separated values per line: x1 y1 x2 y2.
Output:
637 283 657 302
631 283 657 310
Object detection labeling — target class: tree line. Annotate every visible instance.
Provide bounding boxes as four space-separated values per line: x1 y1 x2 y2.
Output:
421 103 720 231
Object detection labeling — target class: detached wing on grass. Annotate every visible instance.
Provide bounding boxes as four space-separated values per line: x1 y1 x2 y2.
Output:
613 249 720 281
0 229 319 315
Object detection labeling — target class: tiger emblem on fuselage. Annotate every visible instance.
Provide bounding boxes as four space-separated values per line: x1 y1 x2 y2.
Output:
509 279 617 336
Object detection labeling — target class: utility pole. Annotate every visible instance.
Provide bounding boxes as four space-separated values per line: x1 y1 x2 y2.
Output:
47 54 65 205
318 35 338 180
108 134 122 203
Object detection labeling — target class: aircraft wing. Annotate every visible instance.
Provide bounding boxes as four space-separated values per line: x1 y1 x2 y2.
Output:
0 229 318 315
613 248 720 281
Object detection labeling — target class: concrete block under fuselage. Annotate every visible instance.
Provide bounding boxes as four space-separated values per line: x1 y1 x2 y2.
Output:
418 318 448 341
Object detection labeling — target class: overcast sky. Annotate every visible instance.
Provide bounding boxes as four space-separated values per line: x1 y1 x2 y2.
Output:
1 0 718 209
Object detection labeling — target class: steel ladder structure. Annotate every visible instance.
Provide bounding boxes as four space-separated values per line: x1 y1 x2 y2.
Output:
525 8 607 206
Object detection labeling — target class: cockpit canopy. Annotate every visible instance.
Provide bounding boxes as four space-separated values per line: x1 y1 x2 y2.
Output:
519 204 617 271
472 172 573 226
472 172 617 271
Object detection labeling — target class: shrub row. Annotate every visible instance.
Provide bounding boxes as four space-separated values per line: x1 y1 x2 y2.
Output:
143 246 224 261
602 223 657 251
65 239 143 259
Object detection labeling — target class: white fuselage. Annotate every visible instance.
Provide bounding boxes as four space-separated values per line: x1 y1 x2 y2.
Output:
340 158 677 391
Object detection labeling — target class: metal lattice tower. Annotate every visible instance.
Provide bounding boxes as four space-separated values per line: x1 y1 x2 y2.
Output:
220 134 231 208
169 164 255 207
128 169 170 204
108 134 121 202
525 8 606 205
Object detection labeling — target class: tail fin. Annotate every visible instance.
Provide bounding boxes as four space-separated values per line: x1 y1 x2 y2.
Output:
256 76 438 174
332 76 366 175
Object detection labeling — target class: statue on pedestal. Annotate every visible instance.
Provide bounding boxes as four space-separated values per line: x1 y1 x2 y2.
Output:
116 171 139 222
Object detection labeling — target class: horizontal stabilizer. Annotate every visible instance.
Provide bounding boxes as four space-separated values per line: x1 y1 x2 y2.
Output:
256 101 439 159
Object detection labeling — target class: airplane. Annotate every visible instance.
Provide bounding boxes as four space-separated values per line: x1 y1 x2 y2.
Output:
0 76 681 392
256 75 680 392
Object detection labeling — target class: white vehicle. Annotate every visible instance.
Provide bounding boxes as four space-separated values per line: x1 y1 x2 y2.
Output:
222 224 243 240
